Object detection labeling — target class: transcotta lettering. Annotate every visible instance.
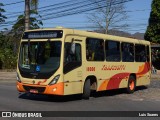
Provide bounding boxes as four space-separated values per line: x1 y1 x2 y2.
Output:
102 65 126 71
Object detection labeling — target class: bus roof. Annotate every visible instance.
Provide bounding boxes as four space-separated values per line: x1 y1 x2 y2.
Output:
24 27 150 45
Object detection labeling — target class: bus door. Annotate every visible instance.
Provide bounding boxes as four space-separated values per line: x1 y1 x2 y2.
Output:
63 36 83 95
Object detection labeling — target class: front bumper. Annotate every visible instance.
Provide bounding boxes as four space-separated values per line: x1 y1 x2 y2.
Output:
16 82 64 95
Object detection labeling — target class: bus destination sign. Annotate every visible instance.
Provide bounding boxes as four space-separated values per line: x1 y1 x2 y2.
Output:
22 30 63 39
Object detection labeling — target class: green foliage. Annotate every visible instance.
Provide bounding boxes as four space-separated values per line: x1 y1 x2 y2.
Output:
0 2 7 23
144 0 160 43
0 48 17 69
12 10 43 34
10 10 43 56
145 0 160 69
30 0 38 11
0 33 17 69
0 1 42 69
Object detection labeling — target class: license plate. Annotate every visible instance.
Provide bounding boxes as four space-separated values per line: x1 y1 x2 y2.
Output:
30 89 38 93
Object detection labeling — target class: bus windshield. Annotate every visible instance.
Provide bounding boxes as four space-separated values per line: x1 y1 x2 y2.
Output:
18 41 61 79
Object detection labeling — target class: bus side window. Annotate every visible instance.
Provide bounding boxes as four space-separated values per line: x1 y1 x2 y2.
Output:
105 40 120 62
121 42 134 62
86 38 104 61
135 44 146 62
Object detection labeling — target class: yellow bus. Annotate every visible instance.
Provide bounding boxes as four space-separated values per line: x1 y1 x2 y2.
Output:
16 27 151 99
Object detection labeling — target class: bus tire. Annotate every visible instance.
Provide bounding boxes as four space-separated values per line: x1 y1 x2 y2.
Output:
82 79 90 100
127 76 136 94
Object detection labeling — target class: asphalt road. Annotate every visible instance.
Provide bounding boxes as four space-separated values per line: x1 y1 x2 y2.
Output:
0 80 160 120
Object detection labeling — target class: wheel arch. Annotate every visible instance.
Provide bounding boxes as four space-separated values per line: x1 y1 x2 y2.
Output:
83 75 97 91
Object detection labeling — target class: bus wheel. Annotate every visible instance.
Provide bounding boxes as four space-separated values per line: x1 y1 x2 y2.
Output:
127 76 136 94
82 80 90 100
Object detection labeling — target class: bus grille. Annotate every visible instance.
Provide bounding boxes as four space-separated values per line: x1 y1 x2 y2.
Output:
23 85 46 93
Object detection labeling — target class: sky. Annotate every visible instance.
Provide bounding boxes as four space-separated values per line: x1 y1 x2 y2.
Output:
0 0 152 34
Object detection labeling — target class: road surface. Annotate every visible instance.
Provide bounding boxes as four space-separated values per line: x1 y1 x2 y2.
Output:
0 72 160 120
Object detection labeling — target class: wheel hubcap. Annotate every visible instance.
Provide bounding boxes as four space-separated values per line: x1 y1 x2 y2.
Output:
129 80 134 90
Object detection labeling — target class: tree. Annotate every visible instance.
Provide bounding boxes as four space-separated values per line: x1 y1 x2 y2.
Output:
144 0 160 70
88 0 128 34
144 0 160 43
0 32 17 69
0 3 7 24
0 10 42 69
12 10 43 34
25 0 38 30
10 11 43 54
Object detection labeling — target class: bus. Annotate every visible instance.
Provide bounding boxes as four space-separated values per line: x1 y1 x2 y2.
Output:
16 27 151 99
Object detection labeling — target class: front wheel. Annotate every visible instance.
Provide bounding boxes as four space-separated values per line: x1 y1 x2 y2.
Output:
127 76 136 94
82 80 90 99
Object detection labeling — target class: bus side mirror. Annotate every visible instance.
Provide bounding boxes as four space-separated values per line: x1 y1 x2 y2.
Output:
70 43 76 55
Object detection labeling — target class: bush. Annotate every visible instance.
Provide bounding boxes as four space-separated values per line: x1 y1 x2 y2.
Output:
0 48 17 69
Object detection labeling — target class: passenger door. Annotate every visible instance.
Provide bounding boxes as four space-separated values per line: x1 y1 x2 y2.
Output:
63 36 83 95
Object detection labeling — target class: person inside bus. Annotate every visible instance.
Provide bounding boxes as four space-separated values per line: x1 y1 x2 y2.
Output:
122 44 134 62
86 48 93 61
94 41 104 61
86 42 95 61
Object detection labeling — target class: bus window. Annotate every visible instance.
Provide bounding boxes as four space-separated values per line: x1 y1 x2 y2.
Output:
121 42 134 62
135 44 146 62
105 40 120 62
64 42 82 74
19 41 61 79
86 38 104 61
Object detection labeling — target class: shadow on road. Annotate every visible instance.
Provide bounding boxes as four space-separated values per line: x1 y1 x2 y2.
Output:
18 86 147 102
18 93 83 102
91 86 147 98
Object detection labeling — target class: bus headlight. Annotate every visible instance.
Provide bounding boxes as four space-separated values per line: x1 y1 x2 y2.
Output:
49 75 60 85
17 73 21 83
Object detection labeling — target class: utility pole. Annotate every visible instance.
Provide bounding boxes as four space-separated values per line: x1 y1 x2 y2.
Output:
25 0 30 31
